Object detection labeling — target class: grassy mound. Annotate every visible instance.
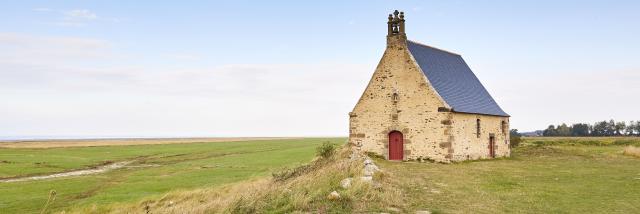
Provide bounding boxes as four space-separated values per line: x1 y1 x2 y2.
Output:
71 144 402 213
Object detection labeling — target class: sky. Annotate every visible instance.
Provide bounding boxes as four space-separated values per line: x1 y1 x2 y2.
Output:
1 0 639 138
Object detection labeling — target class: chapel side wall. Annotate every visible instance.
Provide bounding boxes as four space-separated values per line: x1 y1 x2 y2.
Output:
349 38 452 162
450 113 510 161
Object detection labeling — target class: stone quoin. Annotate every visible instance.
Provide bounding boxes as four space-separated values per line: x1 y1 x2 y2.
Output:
349 10 510 163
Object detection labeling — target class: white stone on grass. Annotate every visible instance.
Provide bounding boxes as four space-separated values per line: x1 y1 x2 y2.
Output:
364 159 373 165
340 178 352 189
363 163 379 176
327 191 341 200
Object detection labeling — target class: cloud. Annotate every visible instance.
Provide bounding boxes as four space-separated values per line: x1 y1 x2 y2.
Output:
0 33 372 137
480 68 640 132
0 33 112 65
64 9 97 20
32 8 119 27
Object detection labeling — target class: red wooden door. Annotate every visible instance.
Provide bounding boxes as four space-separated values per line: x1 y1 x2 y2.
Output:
489 136 496 158
388 131 403 160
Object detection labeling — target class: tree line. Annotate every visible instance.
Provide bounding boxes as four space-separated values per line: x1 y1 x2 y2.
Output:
543 120 640 137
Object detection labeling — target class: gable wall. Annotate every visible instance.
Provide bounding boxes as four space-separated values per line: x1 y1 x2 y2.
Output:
349 38 454 162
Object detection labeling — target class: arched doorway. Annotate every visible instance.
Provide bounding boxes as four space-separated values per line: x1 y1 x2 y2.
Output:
388 131 403 160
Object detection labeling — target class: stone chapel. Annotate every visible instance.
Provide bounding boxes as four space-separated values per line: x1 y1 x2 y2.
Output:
349 10 510 163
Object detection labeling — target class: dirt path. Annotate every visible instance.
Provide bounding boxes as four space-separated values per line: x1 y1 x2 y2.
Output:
0 161 133 183
0 137 300 148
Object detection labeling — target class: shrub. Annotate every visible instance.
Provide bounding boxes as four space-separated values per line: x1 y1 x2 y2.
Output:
316 142 336 159
510 129 522 148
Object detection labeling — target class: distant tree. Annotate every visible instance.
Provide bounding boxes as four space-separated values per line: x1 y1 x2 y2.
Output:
510 129 522 147
614 121 626 136
543 125 557 136
625 121 635 135
606 119 616 136
556 123 572 136
633 121 640 136
572 123 590 136
592 121 608 136
540 120 638 137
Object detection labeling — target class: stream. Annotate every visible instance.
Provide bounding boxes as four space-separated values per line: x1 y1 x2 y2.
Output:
0 161 132 183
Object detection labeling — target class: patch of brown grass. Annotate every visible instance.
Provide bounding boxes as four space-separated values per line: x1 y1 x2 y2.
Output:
622 146 640 158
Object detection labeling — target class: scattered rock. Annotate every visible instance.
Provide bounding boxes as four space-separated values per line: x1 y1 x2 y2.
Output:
364 159 373 165
416 211 432 214
430 189 441 194
167 201 174 207
340 178 352 189
360 158 382 183
364 164 379 176
327 191 341 200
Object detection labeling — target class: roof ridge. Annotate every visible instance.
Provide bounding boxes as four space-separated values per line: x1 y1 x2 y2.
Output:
407 40 461 56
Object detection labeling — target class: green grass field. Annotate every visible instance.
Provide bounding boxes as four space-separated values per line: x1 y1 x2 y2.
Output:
101 137 640 214
380 143 640 213
2 137 640 213
0 138 343 213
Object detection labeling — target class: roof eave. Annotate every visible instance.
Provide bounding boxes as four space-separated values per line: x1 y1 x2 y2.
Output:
451 110 510 117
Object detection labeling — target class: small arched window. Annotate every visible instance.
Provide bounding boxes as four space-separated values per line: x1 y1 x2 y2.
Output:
392 92 399 103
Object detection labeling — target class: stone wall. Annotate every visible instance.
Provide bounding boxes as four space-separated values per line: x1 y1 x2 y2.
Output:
449 113 510 161
349 35 453 162
348 35 510 163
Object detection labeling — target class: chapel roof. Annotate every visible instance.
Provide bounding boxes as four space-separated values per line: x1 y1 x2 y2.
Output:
407 40 509 117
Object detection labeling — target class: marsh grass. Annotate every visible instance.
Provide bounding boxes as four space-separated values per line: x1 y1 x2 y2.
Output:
40 190 56 214
623 146 640 158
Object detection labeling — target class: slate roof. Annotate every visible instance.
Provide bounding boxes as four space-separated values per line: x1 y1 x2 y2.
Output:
407 40 509 117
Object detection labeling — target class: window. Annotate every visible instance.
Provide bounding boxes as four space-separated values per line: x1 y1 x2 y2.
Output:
501 121 507 134
476 119 481 138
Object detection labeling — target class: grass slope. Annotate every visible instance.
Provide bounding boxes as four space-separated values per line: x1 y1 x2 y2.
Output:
97 137 640 214
82 145 402 213
0 138 343 213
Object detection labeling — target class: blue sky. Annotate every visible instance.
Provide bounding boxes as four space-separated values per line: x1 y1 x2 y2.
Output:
1 1 639 138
